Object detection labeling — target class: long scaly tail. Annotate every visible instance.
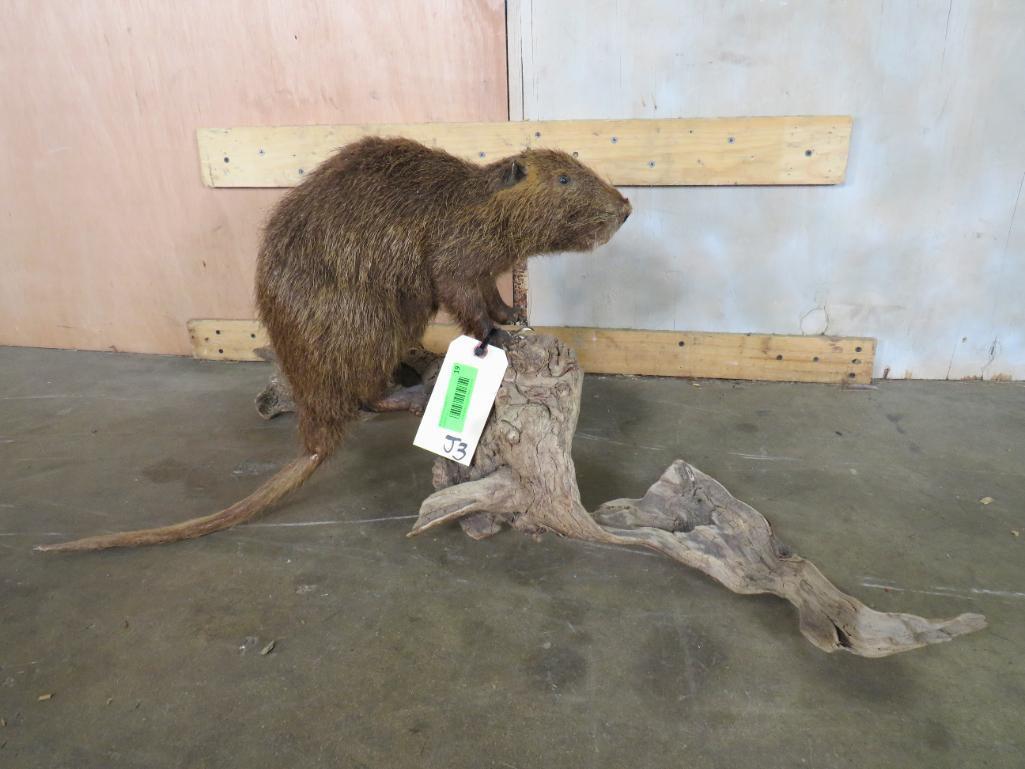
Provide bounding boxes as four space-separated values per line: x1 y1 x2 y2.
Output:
35 453 324 553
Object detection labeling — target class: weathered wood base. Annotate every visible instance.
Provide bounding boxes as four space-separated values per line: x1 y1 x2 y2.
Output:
409 332 986 657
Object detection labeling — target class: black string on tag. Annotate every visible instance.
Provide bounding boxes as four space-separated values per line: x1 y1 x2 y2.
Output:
474 327 498 357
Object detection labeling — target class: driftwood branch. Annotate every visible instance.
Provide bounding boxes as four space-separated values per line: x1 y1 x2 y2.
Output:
410 332 986 657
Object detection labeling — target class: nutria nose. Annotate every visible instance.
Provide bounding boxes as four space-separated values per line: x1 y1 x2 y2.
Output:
622 197 632 222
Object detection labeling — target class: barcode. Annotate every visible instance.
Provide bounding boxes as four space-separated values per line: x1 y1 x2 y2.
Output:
438 361 479 432
447 375 471 420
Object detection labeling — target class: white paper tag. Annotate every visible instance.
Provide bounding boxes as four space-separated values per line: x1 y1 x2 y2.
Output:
413 335 508 466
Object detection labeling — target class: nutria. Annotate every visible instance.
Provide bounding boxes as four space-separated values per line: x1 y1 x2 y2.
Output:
37 136 631 552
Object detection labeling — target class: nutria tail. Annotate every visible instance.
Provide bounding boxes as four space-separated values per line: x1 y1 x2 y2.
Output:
34 453 325 553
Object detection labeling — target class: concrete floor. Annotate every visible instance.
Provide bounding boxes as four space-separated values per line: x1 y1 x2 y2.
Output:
1 346 1023 769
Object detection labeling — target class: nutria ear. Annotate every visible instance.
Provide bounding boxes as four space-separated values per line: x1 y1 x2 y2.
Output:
501 159 527 187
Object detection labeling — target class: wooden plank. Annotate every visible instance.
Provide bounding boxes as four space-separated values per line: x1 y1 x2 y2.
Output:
187 319 270 361
197 116 852 188
188 319 874 384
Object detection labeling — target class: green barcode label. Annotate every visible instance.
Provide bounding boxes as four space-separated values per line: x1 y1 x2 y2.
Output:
439 362 478 431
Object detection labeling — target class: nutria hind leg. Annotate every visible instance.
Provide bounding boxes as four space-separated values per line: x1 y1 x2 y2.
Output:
255 371 295 419
481 278 522 325
366 384 429 416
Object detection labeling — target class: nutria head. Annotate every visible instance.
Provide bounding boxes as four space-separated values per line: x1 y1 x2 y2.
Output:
486 148 631 256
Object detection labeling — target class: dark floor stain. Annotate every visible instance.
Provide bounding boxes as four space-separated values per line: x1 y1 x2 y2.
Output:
886 413 907 435
522 645 587 691
735 422 759 434
141 457 223 497
407 720 429 735
909 442 922 454
142 457 189 483
922 718 955 751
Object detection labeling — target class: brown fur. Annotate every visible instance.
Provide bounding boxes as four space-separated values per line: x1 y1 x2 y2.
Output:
37 138 630 552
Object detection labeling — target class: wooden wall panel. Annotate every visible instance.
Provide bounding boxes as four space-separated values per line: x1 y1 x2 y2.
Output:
197 117 852 188
188 319 875 385
0 1 507 355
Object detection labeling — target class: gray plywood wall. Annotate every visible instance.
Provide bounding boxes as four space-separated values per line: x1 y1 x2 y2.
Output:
510 0 1025 380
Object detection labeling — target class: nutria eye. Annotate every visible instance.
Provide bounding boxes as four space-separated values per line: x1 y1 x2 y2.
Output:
559 175 570 185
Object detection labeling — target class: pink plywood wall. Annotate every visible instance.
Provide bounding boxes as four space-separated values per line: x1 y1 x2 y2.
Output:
0 1 508 354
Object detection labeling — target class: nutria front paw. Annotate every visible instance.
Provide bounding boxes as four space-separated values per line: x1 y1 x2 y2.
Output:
474 327 513 356
488 302 519 325
498 310 529 327
488 327 513 348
